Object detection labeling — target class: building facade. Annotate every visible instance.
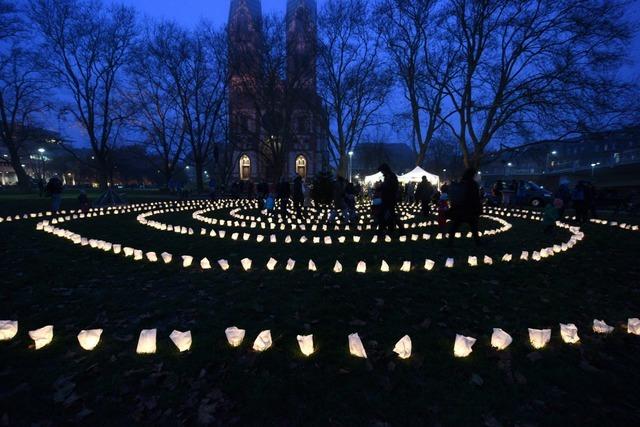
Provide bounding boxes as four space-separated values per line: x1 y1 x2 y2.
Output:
228 0 328 183
481 127 640 187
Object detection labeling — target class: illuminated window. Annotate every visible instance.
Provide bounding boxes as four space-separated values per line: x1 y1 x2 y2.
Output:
239 155 251 180
295 155 307 178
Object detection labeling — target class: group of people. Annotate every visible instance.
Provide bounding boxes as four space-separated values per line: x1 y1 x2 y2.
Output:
260 175 313 217
370 164 483 245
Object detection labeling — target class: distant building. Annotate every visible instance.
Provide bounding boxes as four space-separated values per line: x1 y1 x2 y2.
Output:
482 126 640 187
228 0 328 182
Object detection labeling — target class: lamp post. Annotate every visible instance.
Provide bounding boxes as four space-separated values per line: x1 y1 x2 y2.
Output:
590 162 600 177
348 150 354 182
37 148 46 180
546 150 557 173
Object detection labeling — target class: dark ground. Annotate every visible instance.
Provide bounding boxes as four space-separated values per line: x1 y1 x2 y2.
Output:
1 192 639 426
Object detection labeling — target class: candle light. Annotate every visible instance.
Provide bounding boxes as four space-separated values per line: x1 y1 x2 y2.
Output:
393 335 412 359
0 320 18 341
490 328 512 350
225 326 245 347
136 329 157 354
348 333 367 358
29 325 54 350
297 334 314 356
77 329 103 351
169 330 192 352
253 330 272 352
453 334 476 357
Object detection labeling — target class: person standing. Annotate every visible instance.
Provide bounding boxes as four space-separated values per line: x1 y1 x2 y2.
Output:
448 168 482 246
415 176 434 217
554 179 572 219
329 176 347 223
292 175 304 217
45 175 63 212
257 181 268 210
378 163 399 234
572 181 589 223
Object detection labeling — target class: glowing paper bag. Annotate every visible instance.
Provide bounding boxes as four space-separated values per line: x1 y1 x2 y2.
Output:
393 335 412 359
490 328 512 350
454 334 476 357
29 325 53 350
253 330 272 352
297 334 314 356
528 328 551 349
348 333 367 358
559 323 579 343
225 326 245 347
169 330 192 352
77 329 103 351
0 320 18 340
136 329 157 354
592 319 614 334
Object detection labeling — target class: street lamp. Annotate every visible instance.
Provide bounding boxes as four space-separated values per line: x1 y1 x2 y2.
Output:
348 151 354 182
546 150 557 173
590 162 600 177
37 148 46 180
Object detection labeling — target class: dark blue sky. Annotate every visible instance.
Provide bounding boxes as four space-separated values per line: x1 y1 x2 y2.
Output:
114 0 326 26
60 0 635 148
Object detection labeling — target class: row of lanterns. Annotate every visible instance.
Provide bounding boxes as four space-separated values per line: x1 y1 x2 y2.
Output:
2 320 639 358
36 212 584 272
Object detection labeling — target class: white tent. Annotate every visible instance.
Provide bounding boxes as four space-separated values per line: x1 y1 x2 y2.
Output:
398 166 440 187
363 171 384 186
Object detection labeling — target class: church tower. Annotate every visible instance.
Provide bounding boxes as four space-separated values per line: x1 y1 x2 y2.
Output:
229 0 263 181
228 0 328 183
286 0 317 92
285 0 327 181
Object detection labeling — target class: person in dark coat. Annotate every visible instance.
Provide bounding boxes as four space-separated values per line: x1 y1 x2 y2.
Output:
257 181 268 210
378 163 399 234
45 175 64 212
415 176 434 217
328 176 347 223
448 168 482 246
292 175 304 217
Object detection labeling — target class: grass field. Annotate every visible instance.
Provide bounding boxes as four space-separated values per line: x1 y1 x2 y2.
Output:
1 194 639 426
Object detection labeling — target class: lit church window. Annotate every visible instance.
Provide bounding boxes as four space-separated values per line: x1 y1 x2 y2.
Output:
240 155 251 180
296 155 307 178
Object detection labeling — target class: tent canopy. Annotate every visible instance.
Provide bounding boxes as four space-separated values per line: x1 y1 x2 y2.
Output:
398 166 440 187
363 171 384 186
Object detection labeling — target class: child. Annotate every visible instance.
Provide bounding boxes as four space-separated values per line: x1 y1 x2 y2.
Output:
543 198 563 233
265 193 275 212
437 193 450 230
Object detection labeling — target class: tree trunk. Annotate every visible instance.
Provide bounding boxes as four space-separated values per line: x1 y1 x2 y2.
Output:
3 141 32 191
337 155 348 178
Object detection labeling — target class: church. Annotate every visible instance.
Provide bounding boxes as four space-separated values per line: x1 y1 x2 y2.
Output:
228 0 329 182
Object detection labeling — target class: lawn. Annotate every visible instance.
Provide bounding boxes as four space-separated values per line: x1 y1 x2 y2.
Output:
0 194 639 426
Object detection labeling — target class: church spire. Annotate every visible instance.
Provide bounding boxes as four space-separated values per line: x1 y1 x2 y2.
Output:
286 0 317 90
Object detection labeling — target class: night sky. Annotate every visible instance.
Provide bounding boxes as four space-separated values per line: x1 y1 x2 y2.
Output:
54 0 638 147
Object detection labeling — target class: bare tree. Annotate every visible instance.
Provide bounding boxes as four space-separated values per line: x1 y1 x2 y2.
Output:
440 0 636 169
0 2 50 191
128 21 187 189
29 0 137 189
317 0 392 177
0 0 22 41
155 22 227 192
376 0 455 168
